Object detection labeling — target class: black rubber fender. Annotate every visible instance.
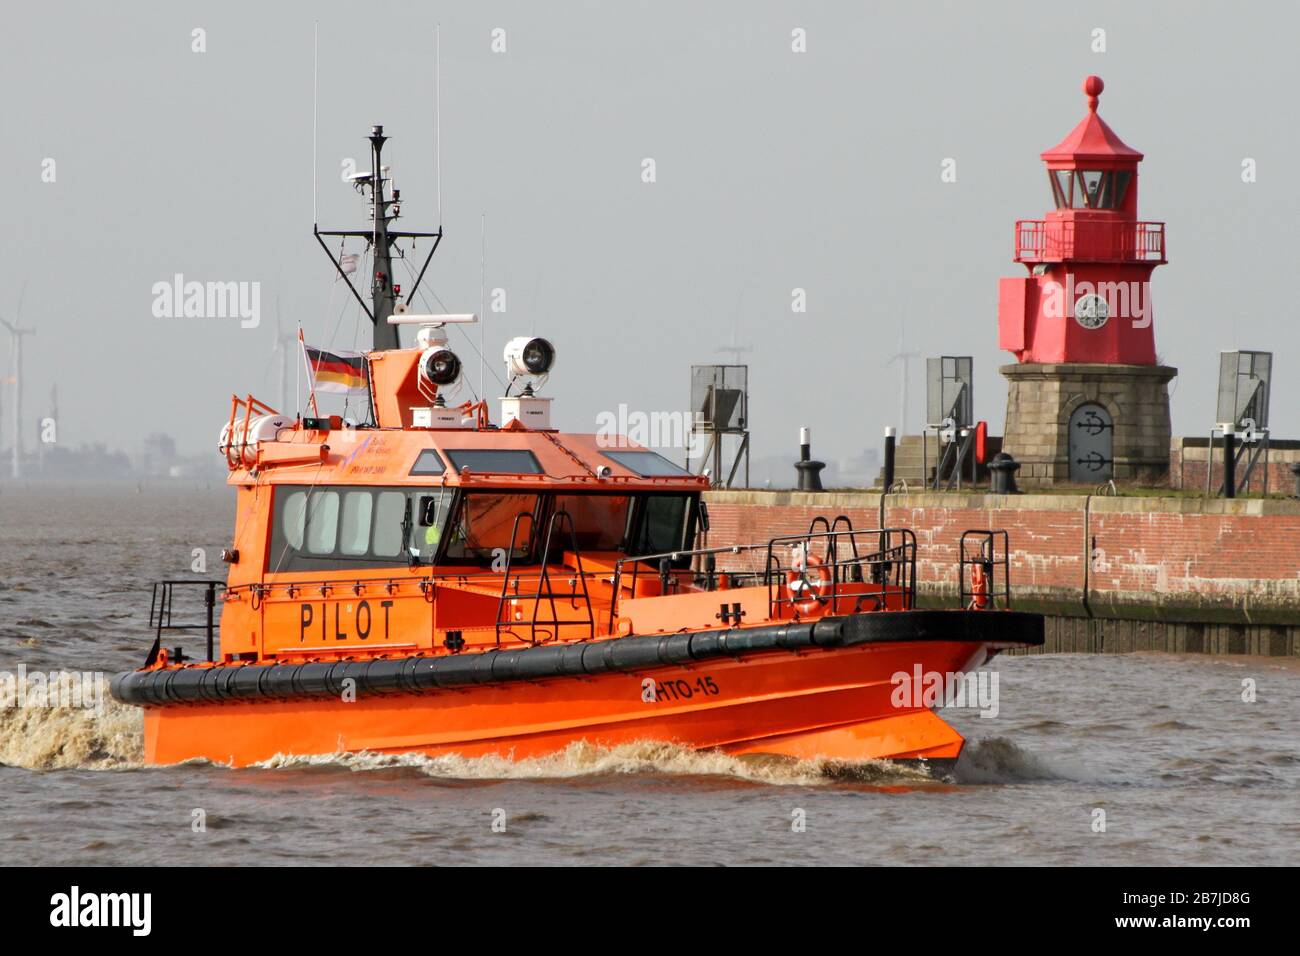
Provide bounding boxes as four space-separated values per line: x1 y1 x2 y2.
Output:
110 610 1044 708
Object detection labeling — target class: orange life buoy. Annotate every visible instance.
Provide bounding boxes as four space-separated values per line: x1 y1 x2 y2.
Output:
787 550 831 615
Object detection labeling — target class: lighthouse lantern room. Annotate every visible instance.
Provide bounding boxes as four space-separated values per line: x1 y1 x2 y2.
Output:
998 76 1177 485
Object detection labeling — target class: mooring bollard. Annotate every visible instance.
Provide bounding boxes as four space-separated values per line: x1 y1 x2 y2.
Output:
794 426 826 491
988 452 1020 494
883 426 896 490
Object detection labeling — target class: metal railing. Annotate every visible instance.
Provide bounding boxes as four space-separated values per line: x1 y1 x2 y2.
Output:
146 580 223 664
609 527 916 629
958 530 1011 611
494 509 595 645
1014 219 1166 263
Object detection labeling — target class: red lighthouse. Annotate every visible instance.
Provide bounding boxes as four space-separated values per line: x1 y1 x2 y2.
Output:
998 76 1176 485
999 75 1163 364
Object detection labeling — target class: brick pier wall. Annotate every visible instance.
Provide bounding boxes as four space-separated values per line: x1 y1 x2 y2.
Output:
702 490 1300 656
1169 438 1300 495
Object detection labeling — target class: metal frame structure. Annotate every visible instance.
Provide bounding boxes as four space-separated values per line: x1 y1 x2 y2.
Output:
686 364 750 488
923 356 976 490
146 580 223 665
1208 351 1273 496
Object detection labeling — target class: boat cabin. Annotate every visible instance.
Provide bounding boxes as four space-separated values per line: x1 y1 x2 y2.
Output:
191 330 921 668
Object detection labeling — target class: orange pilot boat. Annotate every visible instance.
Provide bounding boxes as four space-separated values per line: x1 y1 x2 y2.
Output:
112 125 1043 771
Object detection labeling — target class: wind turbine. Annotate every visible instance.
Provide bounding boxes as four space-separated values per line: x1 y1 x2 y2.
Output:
0 281 34 480
887 314 920 434
271 297 296 413
41 383 57 471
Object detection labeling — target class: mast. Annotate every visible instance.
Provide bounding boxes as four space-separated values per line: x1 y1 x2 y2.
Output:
368 126 399 350
315 125 444 353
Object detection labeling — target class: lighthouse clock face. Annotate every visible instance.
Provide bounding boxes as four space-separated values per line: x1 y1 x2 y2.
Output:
1074 293 1110 330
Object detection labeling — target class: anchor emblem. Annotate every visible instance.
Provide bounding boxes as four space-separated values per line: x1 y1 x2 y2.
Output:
1074 410 1113 436
1074 451 1112 472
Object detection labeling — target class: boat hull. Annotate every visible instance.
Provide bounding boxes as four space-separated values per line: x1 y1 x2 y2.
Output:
121 611 1043 768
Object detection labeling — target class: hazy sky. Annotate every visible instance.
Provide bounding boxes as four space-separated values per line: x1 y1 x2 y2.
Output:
2 1 1296 465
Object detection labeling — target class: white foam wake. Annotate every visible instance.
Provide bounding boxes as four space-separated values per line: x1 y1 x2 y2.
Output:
0 689 143 770
253 740 941 787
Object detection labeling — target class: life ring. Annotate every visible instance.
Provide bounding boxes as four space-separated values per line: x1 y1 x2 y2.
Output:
787 549 831 615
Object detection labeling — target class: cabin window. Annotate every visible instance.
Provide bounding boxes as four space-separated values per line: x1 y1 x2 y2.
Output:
601 449 690 477
444 449 543 474
339 491 373 556
443 493 539 561
281 490 308 550
552 494 633 551
630 494 692 555
268 487 699 572
372 491 407 557
409 449 446 476
411 490 456 561
270 485 445 571
304 491 340 554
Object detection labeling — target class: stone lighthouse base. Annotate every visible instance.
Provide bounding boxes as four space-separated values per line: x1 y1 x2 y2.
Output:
1000 363 1177 486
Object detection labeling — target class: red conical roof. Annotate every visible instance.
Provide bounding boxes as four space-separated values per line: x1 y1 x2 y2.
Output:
1041 76 1143 164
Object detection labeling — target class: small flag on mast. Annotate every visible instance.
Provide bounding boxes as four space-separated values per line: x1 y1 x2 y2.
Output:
304 344 369 395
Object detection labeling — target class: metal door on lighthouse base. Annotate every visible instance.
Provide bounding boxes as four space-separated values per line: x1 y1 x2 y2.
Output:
1069 403 1113 482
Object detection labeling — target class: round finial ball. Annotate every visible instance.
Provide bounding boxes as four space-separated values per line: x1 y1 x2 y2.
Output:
1083 75 1104 97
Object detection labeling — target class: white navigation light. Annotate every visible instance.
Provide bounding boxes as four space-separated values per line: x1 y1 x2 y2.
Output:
421 346 462 387
504 336 556 378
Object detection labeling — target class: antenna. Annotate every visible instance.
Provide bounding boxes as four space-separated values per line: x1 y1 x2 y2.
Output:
312 20 319 225
479 213 486 398
716 287 752 364
295 319 302 417
436 22 442 229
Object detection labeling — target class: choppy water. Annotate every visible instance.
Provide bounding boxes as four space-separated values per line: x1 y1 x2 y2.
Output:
2 485 1298 865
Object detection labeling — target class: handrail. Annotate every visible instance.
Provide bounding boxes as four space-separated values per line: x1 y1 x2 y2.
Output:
826 515 864 581
958 530 1012 610
1014 219 1166 263
494 510 537 644
610 528 917 625
496 509 595 646
765 529 916 617
222 394 281 470
146 580 224 665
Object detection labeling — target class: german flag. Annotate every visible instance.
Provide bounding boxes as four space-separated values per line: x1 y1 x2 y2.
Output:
306 345 368 395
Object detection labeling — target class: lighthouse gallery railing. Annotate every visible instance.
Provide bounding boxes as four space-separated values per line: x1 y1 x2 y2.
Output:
1014 219 1165 263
